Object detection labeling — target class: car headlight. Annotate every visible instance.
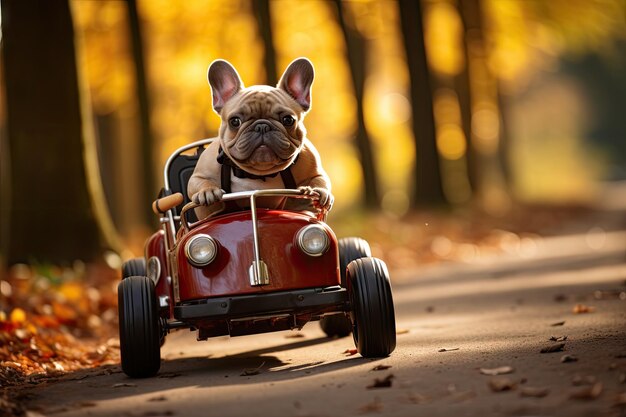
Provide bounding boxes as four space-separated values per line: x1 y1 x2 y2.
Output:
185 234 218 267
297 224 330 257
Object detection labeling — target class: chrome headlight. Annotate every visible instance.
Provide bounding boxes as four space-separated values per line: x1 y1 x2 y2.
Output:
185 234 218 267
297 224 330 257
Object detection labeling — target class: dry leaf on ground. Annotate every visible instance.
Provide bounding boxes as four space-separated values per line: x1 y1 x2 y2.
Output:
573 304 595 314
550 321 566 327
540 343 565 353
570 382 603 400
480 366 515 376
367 374 394 389
561 354 578 363
284 333 305 339
343 349 358 356
240 362 265 376
488 377 517 392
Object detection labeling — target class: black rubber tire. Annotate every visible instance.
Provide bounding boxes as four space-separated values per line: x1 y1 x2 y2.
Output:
118 276 161 378
320 238 371 337
338 237 371 287
348 257 396 357
121 258 146 280
319 237 371 338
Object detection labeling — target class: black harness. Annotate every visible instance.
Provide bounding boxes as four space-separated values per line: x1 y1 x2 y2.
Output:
217 147 297 193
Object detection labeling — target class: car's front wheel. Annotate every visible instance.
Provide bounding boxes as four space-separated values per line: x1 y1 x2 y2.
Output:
319 237 371 338
121 258 146 280
348 257 396 357
118 276 161 377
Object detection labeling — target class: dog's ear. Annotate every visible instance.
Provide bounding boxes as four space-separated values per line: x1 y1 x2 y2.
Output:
207 60 243 113
278 58 314 112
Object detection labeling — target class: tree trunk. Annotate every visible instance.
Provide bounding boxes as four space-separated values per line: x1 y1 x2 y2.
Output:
1 0 108 263
252 0 278 86
127 0 156 226
334 0 380 209
398 0 447 207
458 0 511 211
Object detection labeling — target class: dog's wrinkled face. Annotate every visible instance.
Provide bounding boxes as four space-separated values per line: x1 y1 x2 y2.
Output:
208 58 314 175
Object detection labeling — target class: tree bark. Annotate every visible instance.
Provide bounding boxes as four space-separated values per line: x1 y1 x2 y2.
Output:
252 0 278 86
1 0 107 263
398 0 447 207
127 0 156 226
334 0 380 209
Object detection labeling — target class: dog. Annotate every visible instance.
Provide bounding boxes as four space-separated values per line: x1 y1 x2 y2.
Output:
188 58 333 218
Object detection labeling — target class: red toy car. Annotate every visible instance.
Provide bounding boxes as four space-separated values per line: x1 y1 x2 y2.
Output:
118 138 396 378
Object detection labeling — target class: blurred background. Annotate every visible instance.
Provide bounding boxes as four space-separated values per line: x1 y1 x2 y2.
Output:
1 0 626 269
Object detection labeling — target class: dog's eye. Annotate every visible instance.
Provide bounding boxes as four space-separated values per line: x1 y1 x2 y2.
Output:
282 115 295 127
229 117 242 128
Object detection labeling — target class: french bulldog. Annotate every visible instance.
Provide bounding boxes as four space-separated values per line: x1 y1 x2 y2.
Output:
188 58 333 218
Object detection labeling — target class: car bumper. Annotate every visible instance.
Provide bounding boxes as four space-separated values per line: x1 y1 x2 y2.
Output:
173 286 348 321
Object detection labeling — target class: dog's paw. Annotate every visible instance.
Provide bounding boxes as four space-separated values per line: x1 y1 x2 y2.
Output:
192 187 225 206
299 186 334 211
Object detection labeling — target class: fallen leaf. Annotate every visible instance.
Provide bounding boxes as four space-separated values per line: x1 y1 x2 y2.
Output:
343 349 358 356
148 396 167 402
396 329 409 335
550 321 565 327
570 382 603 400
358 397 383 414
112 383 137 388
480 366 515 376
549 335 568 342
561 354 578 363
367 374 394 389
572 304 595 314
488 377 517 392
520 387 550 397
157 372 182 379
540 343 565 353
438 348 460 352
240 362 265 376
371 365 392 371
284 333 305 339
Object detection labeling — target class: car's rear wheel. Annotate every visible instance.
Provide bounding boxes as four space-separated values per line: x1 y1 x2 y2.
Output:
319 237 371 338
118 276 161 378
348 257 396 357
121 258 146 280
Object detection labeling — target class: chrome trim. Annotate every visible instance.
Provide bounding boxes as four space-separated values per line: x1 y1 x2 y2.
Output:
296 224 330 257
147 256 162 285
249 260 270 286
184 234 218 267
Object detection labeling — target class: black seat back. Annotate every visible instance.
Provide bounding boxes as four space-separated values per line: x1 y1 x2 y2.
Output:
165 144 206 221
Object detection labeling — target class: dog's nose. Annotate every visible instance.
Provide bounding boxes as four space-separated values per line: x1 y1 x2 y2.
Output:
254 122 271 134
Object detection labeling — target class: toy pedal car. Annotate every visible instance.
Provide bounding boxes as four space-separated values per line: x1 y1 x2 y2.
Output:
118 138 396 378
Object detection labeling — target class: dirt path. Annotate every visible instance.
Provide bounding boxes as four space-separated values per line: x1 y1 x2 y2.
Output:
20 231 626 417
